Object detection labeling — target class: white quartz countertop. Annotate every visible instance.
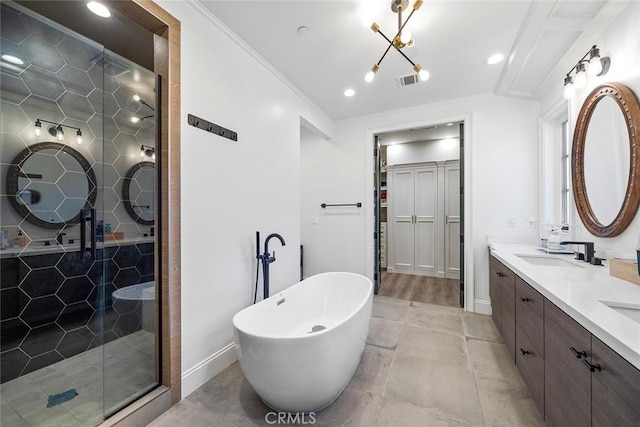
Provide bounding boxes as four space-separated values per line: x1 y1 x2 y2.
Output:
490 243 640 370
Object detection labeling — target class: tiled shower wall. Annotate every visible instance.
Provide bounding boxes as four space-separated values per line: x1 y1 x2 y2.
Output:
0 4 157 383
0 3 156 245
0 242 154 383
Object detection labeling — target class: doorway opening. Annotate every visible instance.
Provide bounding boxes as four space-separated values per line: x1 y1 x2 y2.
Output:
374 122 464 307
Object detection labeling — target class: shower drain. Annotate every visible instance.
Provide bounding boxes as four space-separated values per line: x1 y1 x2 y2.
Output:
308 325 326 333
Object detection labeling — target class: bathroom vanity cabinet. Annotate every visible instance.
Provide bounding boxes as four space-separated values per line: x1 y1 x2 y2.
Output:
489 254 640 426
488 257 516 361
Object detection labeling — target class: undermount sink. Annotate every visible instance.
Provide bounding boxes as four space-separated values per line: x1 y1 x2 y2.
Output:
516 255 581 268
600 301 640 324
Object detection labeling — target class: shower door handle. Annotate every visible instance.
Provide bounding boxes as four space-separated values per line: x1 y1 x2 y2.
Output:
79 208 97 261
89 208 97 261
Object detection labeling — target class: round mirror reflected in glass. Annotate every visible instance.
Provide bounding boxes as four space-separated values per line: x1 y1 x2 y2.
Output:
6 142 97 228
123 161 155 225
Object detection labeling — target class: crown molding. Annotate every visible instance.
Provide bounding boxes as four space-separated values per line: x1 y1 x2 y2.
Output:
187 0 332 126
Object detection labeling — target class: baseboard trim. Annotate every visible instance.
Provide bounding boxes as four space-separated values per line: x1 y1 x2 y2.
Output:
181 343 237 398
474 299 492 315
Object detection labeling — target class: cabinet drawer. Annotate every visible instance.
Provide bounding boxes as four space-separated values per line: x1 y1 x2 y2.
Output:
516 325 544 418
544 300 591 427
591 335 640 426
515 276 544 353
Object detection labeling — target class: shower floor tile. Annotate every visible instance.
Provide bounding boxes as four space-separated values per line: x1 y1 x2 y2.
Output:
152 296 544 427
0 330 156 427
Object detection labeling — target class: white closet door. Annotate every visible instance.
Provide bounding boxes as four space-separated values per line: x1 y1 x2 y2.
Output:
392 169 415 269
445 162 460 277
414 167 437 272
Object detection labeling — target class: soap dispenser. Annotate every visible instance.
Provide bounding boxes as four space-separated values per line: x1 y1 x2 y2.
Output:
548 228 562 251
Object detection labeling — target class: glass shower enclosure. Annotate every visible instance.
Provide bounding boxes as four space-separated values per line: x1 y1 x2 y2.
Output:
1 3 159 425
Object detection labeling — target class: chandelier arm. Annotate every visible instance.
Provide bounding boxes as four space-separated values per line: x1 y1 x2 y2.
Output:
396 47 417 67
376 43 395 67
375 28 395 47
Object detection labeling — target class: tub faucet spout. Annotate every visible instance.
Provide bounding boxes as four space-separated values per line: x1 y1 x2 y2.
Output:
259 233 286 300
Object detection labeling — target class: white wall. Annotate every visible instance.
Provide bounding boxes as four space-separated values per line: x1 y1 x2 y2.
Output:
539 1 640 259
155 0 332 397
386 138 460 166
301 94 540 311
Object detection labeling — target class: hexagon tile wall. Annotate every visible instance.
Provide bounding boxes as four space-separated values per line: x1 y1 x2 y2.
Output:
0 3 156 383
0 242 154 383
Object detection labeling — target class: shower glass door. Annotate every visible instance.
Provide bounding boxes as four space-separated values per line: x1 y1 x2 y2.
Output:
0 3 158 425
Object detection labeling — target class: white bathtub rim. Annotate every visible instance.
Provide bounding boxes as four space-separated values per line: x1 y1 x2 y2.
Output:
112 281 155 301
232 271 373 341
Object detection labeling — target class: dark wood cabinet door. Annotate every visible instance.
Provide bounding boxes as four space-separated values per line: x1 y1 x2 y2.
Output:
501 268 516 362
591 335 640 426
515 276 544 353
489 256 502 330
544 300 591 427
516 325 545 418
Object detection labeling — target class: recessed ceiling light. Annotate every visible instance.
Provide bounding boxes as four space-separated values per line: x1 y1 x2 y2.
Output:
487 53 504 65
446 122 453 126
87 1 111 18
344 89 355 97
1 54 24 65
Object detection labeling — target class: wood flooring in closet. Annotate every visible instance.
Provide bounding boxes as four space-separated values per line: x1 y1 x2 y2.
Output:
379 272 460 307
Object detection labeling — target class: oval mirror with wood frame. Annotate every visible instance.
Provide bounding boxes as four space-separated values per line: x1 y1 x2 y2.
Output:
572 82 640 237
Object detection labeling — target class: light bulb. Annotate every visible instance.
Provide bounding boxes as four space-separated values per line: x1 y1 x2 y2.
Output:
132 94 141 102
56 126 64 141
87 1 111 18
563 82 575 99
400 31 412 45
140 148 145 157
563 75 574 99
365 71 375 83
2 54 24 65
418 69 430 81
151 152 156 160
76 129 83 144
574 63 587 89
34 120 42 136
588 56 602 77
130 116 140 123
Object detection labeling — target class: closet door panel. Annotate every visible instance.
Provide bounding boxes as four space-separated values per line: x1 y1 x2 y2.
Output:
445 163 460 275
393 170 415 268
415 168 437 271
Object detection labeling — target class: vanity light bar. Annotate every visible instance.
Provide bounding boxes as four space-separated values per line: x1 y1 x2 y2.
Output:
34 119 83 144
563 45 611 99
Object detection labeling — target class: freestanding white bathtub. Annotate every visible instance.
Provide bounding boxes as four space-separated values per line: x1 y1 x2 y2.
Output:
232 272 373 413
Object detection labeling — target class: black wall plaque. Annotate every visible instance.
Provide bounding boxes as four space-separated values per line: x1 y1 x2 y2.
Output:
187 114 238 142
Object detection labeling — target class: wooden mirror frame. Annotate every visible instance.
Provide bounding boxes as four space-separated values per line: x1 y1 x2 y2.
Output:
572 82 640 237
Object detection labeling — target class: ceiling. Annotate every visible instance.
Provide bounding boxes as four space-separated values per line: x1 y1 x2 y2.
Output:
200 0 629 121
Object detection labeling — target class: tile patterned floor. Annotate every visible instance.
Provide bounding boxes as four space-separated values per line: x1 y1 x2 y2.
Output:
151 297 544 427
0 330 156 427
379 272 460 307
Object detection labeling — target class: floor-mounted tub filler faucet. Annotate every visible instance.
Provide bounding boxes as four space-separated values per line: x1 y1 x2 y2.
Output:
255 232 286 301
